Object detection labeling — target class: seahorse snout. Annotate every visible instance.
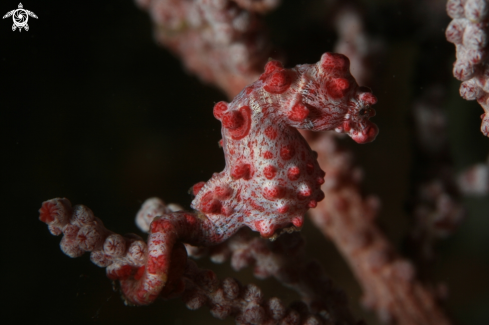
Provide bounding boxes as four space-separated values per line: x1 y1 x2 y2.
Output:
351 122 379 144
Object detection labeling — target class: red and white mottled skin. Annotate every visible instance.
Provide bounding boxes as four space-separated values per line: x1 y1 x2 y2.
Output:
192 53 378 238
39 53 378 306
445 0 489 136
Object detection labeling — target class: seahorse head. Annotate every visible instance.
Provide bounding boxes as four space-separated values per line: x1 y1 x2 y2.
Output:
261 53 379 144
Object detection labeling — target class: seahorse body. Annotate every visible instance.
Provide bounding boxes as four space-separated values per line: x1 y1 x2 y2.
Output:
192 53 378 238
38 53 379 306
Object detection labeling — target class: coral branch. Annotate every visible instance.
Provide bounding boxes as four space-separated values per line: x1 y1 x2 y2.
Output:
291 6 456 323
333 4 382 87
406 87 466 266
184 229 365 324
136 0 274 97
446 0 489 136
306 133 451 325
181 259 346 325
187 229 357 324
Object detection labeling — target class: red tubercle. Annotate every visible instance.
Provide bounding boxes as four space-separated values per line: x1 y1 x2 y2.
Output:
264 126 278 140
200 193 222 214
263 151 274 159
308 200 317 208
292 216 303 228
224 106 252 140
297 185 312 200
321 53 350 73
327 78 350 99
192 182 206 196
277 204 289 214
262 184 285 200
231 163 252 180
264 60 284 75
288 103 310 122
287 166 301 181
264 70 292 94
254 220 275 238
351 123 379 144
200 193 223 214
222 110 244 129
213 101 229 120
359 92 377 105
335 78 350 90
280 145 295 161
263 165 277 180
367 124 379 141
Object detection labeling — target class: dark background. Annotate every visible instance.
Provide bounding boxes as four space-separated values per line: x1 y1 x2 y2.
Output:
1 0 488 324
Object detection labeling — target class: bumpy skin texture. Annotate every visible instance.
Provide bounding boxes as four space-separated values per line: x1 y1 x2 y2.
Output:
192 53 378 238
445 0 489 136
39 53 378 306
